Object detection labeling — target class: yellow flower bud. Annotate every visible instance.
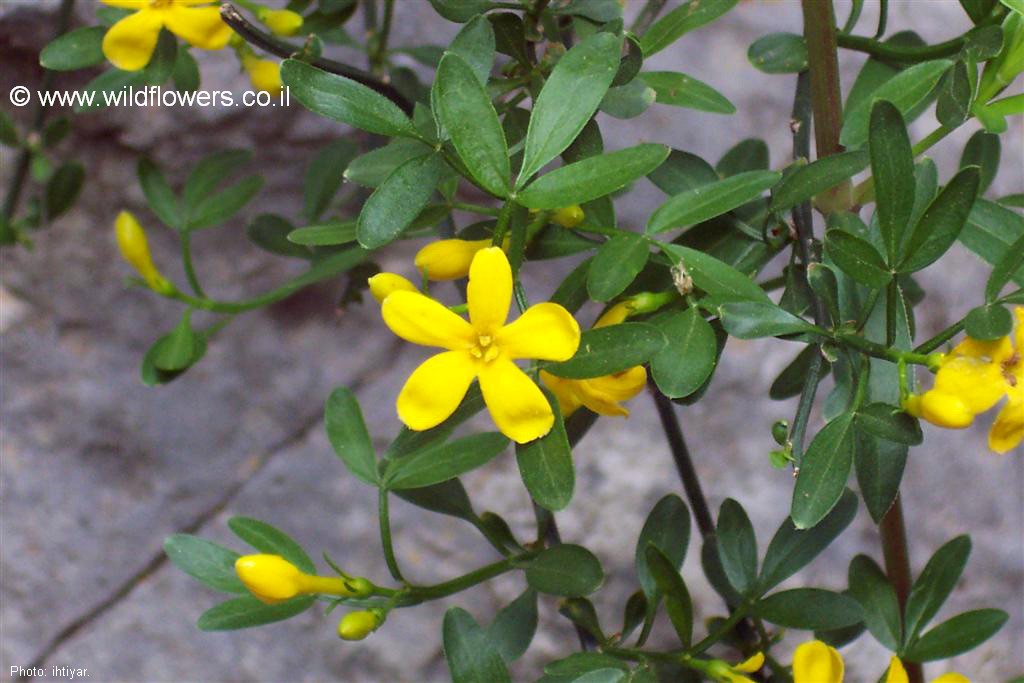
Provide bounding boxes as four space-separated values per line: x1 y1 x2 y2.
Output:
242 54 283 96
259 8 303 36
234 554 372 605
792 640 844 683
367 272 418 303
414 238 492 281
114 210 174 294
594 301 634 328
551 204 585 228
338 610 383 641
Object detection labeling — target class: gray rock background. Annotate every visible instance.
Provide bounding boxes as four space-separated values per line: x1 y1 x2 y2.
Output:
1 1 1021 681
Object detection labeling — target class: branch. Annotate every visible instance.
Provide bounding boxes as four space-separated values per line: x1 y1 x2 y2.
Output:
219 3 414 115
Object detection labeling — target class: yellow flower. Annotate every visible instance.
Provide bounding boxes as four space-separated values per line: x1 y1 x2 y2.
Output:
381 247 580 443
884 656 971 683
792 641 844 683
242 53 283 95
706 652 764 682
903 308 1023 454
258 8 303 36
367 272 418 303
337 610 383 641
415 237 508 281
100 0 232 72
114 210 175 294
234 554 371 605
540 301 647 418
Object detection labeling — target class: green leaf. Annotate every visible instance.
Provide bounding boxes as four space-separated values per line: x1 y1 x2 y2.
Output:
650 308 718 399
759 489 857 592
44 162 84 220
647 150 718 195
903 535 971 645
518 32 622 185
288 221 358 246
386 431 508 490
197 596 314 631
791 413 856 529
586 233 650 302
386 385 486 458
824 229 892 288
868 100 915 262
986 233 1024 301
154 310 198 371
936 61 972 128
855 436 908 523
905 609 1008 662
75 68 146 112
770 151 868 212
647 170 780 234
660 244 770 305
770 345 826 400
137 158 181 229
639 71 735 114
644 546 694 646
304 139 357 222
163 534 246 594
545 323 667 379
247 214 310 259
716 499 758 595
839 60 952 148
757 588 863 630
344 139 433 188
140 332 206 386
635 494 691 603
899 166 981 272
172 46 199 93
0 110 18 147
598 82 660 120
849 554 901 650
227 518 315 574
717 138 769 176
394 478 477 522
558 597 605 644
515 395 574 511
143 30 177 85
855 403 922 445
747 32 808 74
281 59 416 137
960 130 1001 195
40 26 105 71
449 14 496 86
182 149 251 209
965 304 1013 340
187 175 264 230
357 153 442 249
430 0 493 22
325 386 378 486
960 199 1024 287
720 301 815 339
487 589 538 664
434 53 510 197
523 545 604 597
544 653 628 678
640 0 738 57
518 144 670 210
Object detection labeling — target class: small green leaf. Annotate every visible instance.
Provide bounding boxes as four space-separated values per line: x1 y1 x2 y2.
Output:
598 82 659 120
770 151 868 212
281 59 416 137
198 596 314 631
824 229 892 288
304 139 357 222
639 71 735 114
660 243 770 305
344 139 433 188
960 199 1024 287
44 162 84 220
905 609 1008 662
899 166 981 272
247 214 310 259
960 130 1000 195
523 545 604 597
187 175 264 230
545 323 667 379
137 158 181 229
434 52 510 197
855 403 923 445
903 535 971 645
869 100 915 263
644 546 694 647
650 308 718 399
791 413 856 529
716 138 769 176
635 494 691 603
394 478 477 522
986 233 1024 301
647 170 780 235
757 588 863 630
747 32 808 73
770 345 826 400
40 26 106 71
325 386 378 486
288 221 359 246
0 110 18 146
855 436 908 523
640 0 738 57
430 0 493 22
487 589 538 664
183 149 251 208
518 32 622 185
716 499 758 595
163 534 246 594
172 46 199 93
936 61 972 128
647 150 718 195
586 233 650 302
516 396 574 511
227 517 315 574
849 554 902 650
449 14 496 86
154 310 198 372
720 301 815 339
965 304 1013 340
357 153 442 249
386 431 508 490
517 144 670 209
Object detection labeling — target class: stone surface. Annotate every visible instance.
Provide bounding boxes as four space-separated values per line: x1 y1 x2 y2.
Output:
1 1 1022 682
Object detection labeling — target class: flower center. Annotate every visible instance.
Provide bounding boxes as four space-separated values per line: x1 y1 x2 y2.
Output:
1003 352 1020 387
469 335 500 363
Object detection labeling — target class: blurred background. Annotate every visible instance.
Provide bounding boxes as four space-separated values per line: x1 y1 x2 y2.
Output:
1 1 1021 681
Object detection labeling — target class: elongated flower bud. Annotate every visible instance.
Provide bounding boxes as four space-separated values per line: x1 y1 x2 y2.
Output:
551 204 585 228
114 210 174 294
234 554 372 605
367 272 418 303
414 238 493 281
242 54 283 96
258 8 304 37
337 609 384 641
594 301 634 328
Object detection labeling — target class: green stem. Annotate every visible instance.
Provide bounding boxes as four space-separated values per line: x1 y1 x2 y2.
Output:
914 319 965 354
880 496 923 683
834 332 936 367
400 556 526 604
370 0 395 76
688 601 753 655
379 488 405 583
801 0 844 158
180 232 205 297
837 17 1000 62
492 201 514 246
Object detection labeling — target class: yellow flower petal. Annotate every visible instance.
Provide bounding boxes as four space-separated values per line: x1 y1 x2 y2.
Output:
102 8 164 71
415 238 491 280
885 656 908 683
932 674 970 683
100 0 151 8
918 390 975 429
594 301 634 328
162 5 232 50
468 246 512 334
396 351 478 431
540 370 584 417
949 335 1014 364
381 291 476 350
988 392 1024 453
792 640 844 683
734 652 765 673
235 554 303 604
243 55 282 95
932 355 1006 415
479 359 553 443
261 8 304 36
497 302 581 361
587 366 647 402
367 272 418 303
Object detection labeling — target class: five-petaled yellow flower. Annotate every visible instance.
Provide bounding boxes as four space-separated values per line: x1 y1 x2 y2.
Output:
381 247 580 443
792 641 969 683
101 0 232 72
540 301 647 417
903 307 1023 454
234 554 371 605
